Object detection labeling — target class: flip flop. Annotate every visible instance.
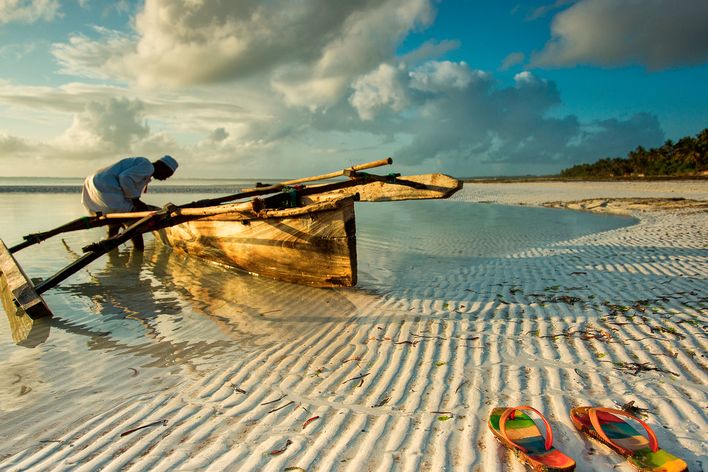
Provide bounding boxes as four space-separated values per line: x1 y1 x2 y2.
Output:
489 405 576 471
570 406 688 472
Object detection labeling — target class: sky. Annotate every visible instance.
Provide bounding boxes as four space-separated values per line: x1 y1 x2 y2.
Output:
0 0 706 179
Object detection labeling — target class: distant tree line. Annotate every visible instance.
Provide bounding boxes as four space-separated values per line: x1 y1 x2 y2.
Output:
559 128 707 178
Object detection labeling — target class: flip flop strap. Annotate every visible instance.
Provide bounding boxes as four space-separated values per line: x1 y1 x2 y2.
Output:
588 407 659 455
499 405 553 453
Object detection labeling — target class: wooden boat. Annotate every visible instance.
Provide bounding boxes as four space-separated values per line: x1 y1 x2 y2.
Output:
153 173 462 287
1 159 461 324
154 193 358 287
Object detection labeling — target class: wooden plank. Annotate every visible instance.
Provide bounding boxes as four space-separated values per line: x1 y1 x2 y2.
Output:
0 239 53 319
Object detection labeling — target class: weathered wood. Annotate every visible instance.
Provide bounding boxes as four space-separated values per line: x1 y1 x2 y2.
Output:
303 173 463 203
154 195 358 287
0 239 53 319
0 274 51 346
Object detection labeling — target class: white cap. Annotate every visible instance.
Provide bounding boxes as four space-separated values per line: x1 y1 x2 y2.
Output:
159 155 178 172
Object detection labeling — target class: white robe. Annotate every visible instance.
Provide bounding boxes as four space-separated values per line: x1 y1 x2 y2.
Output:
81 157 154 214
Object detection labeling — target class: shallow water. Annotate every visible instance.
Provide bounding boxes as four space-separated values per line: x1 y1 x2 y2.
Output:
0 192 633 347
356 199 633 289
0 190 633 461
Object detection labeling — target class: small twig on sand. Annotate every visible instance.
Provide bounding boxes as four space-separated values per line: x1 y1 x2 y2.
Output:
455 379 468 393
261 395 286 406
231 384 247 394
342 373 369 384
411 333 448 341
617 400 650 417
120 419 167 437
267 401 295 414
269 439 292 455
395 340 420 346
373 396 390 408
302 416 320 429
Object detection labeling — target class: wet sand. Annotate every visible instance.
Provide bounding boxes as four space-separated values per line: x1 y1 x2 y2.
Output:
0 180 706 471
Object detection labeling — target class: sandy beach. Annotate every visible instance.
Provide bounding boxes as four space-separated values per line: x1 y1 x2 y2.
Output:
1 180 706 471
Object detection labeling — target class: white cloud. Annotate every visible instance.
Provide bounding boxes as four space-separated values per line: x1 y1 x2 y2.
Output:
388 63 664 174
350 63 408 120
52 98 149 158
0 0 60 24
0 131 33 154
271 0 434 109
0 41 37 60
532 0 708 70
400 39 460 65
51 0 435 109
208 127 229 142
409 60 476 92
53 27 136 80
81 98 147 144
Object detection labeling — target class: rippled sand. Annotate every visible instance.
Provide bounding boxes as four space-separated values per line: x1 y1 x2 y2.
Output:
1 180 706 471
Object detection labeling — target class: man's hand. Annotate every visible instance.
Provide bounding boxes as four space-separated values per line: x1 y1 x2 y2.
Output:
131 198 150 211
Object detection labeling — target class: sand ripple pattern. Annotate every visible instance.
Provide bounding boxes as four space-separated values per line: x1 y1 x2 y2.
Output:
1 190 706 471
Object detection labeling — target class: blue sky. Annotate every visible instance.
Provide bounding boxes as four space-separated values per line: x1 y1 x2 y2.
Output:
0 0 706 178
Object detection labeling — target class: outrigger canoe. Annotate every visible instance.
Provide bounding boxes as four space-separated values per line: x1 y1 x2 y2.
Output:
0 159 461 322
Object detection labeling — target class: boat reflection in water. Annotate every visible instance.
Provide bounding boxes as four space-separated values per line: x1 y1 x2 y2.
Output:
148 242 362 352
3 241 361 360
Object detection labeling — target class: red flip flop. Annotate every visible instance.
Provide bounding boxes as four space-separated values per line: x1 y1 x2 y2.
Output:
489 405 576 471
570 406 687 471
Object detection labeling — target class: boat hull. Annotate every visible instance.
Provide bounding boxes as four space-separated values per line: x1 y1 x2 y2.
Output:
153 195 357 287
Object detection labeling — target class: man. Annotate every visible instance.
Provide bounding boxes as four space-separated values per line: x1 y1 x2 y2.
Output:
82 155 178 249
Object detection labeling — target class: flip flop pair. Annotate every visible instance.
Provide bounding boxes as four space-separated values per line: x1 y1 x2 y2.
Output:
489 405 688 472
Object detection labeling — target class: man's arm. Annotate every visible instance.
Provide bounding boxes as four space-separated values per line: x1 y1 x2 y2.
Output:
131 198 159 211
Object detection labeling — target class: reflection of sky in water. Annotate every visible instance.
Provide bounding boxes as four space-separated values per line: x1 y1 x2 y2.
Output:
0 191 633 418
355 200 634 289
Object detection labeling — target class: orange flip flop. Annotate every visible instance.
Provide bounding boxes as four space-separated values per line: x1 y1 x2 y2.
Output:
489 405 576 471
570 406 687 471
